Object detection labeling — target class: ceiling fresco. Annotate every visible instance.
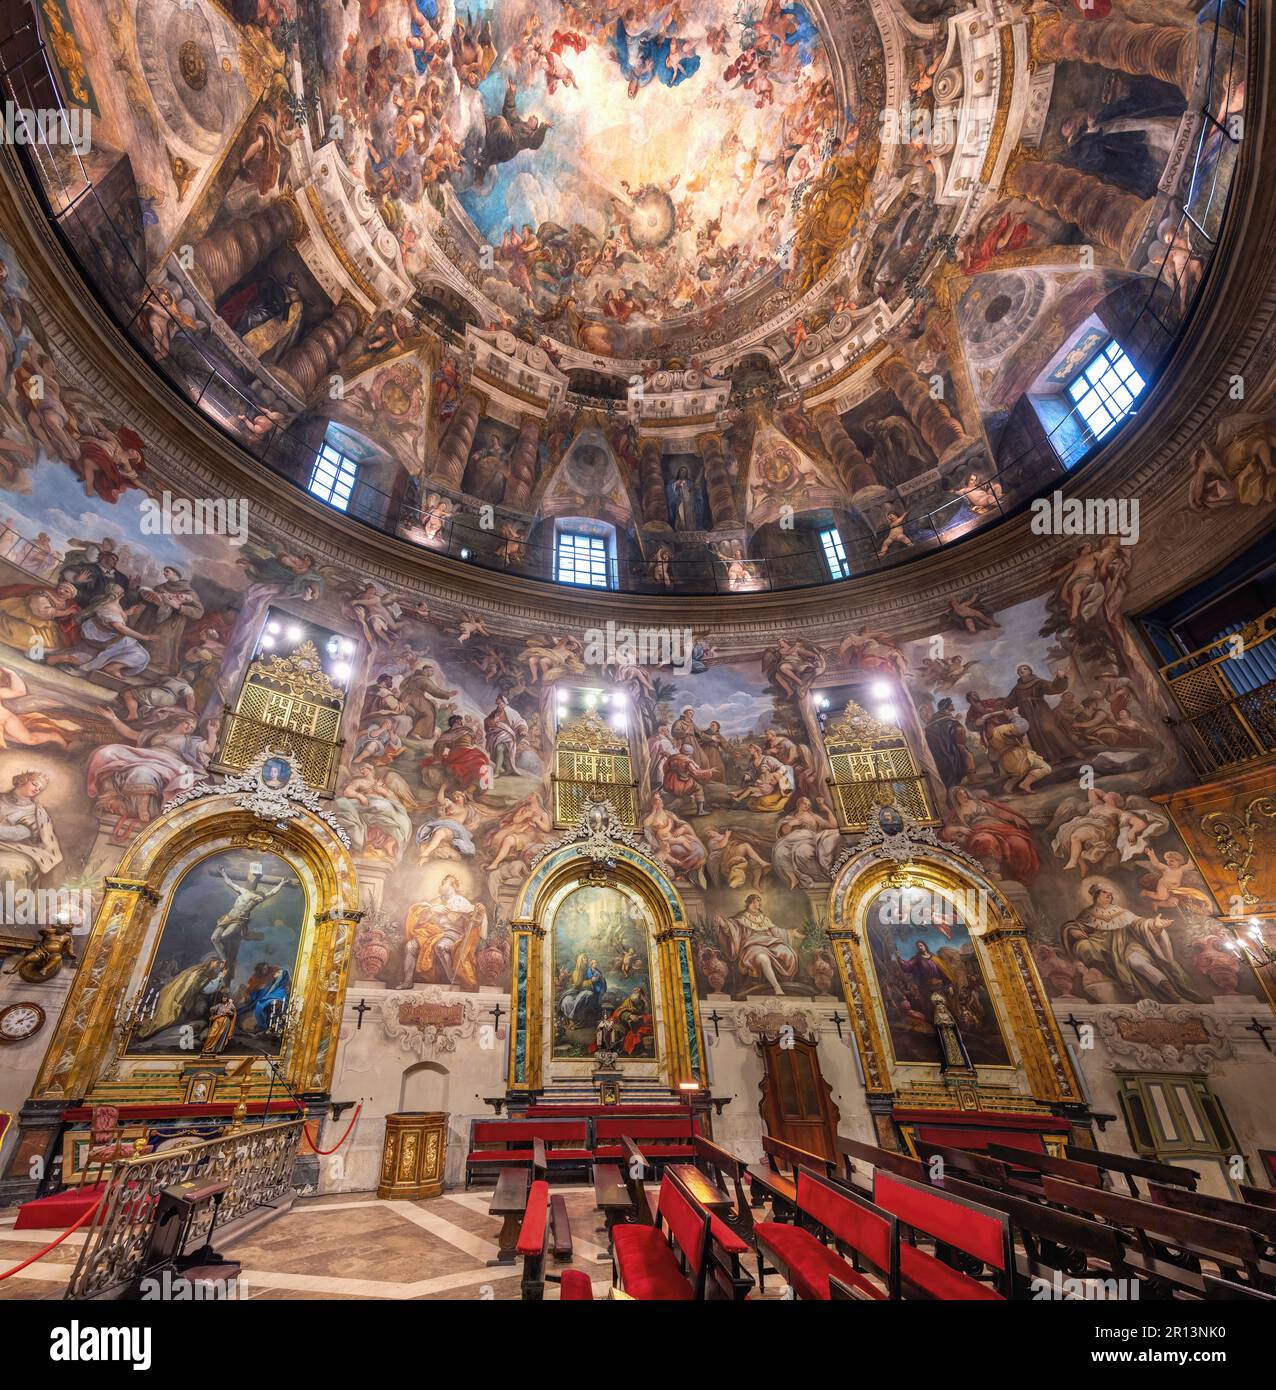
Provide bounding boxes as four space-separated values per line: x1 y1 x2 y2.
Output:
310 0 850 346
8 0 1249 592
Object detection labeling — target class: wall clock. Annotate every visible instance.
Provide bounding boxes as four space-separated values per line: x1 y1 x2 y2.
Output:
0 1002 46 1043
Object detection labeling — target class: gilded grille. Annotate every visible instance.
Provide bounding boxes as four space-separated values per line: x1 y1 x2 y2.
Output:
552 709 636 826
821 700 934 832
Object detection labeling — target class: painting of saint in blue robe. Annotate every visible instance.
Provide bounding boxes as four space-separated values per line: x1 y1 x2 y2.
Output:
612 16 701 98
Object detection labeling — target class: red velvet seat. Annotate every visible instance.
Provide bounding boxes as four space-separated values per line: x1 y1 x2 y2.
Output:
754 1168 896 1300
612 1169 711 1300
708 1212 749 1256
872 1169 1011 1300
594 1118 696 1166
465 1147 594 1165
899 1242 1002 1300
612 1223 695 1300
517 1180 550 1258
754 1220 883 1301
559 1269 594 1300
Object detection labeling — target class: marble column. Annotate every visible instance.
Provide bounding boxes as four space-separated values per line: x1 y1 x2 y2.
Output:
696 430 741 527
638 436 668 528
192 197 302 302
877 355 975 465
811 404 882 493
275 300 361 398
1032 16 1198 98
1006 159 1154 262
504 416 542 509
432 388 485 488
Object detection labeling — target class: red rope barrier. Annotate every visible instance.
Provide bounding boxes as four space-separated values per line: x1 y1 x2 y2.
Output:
303 1103 362 1156
0 1190 102 1280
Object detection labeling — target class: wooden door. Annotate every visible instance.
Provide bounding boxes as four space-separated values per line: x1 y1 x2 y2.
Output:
757 1034 840 1162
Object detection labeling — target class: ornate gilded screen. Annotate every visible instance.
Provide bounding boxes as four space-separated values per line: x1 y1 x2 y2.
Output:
552 709 637 826
822 701 933 831
220 615 350 793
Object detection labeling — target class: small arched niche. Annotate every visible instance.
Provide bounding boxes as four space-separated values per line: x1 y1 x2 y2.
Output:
399 1059 450 1113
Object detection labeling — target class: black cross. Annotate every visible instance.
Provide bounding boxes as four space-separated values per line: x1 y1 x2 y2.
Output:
828 1010 846 1040
489 1002 507 1032
1245 1017 1273 1053
706 1009 724 1040
351 998 371 1031
1062 1012 1084 1044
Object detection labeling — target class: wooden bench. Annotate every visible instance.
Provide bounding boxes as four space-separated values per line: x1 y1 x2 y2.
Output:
515 1178 551 1299
549 1194 573 1262
937 1172 1132 1296
1066 1144 1198 1196
593 1161 636 1242
755 1167 898 1300
1241 1184 1276 1212
747 1136 835 1219
689 1135 755 1239
593 1116 697 1167
873 1169 1011 1300
1040 1176 1275 1295
986 1143 1102 1190
1149 1181 1276 1253
913 1141 1016 1191
489 1166 531 1267
465 1118 591 1186
837 1136 925 1195
612 1168 711 1300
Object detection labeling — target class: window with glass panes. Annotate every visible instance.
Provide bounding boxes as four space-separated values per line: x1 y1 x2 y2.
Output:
819 526 850 579
555 529 612 588
1066 340 1146 442
308 442 358 511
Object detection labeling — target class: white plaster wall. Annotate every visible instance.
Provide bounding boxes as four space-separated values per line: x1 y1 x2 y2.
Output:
0 969 72 1176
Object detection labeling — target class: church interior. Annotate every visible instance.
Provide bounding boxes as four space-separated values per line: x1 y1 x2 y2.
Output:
0 0 1275 1324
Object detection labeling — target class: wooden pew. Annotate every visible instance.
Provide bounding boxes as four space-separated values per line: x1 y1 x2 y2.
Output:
837 1136 924 1194
690 1135 754 1238
937 1172 1132 1296
1240 1184 1276 1212
1149 1181 1276 1252
1040 1176 1274 1295
1203 1274 1276 1301
618 1134 656 1224
612 1168 711 1300
913 1141 1015 1191
873 1169 1011 1299
1066 1145 1198 1196
754 1167 898 1300
464 1118 590 1186
592 1161 635 1242
515 1178 550 1299
550 1194 573 1263
747 1136 835 1219
986 1143 1103 1189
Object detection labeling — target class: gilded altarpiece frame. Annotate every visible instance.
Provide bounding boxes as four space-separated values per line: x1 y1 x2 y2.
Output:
29 796 361 1109
507 801 705 1095
828 841 1081 1115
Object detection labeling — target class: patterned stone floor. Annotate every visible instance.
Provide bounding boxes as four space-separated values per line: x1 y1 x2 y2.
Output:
0 1184 757 1300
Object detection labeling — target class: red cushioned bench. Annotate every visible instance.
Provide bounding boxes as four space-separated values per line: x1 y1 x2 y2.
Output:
755 1167 898 1301
465 1119 592 1187
612 1168 711 1300
593 1116 696 1166
873 1169 1011 1300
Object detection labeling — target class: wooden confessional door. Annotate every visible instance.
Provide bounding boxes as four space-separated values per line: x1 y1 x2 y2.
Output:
757 1034 840 1162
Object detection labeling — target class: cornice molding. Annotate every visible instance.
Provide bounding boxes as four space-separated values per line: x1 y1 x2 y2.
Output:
0 8 1270 644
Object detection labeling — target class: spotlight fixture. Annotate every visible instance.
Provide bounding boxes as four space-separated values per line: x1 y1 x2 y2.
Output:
870 681 891 700
876 704 897 724
287 625 302 641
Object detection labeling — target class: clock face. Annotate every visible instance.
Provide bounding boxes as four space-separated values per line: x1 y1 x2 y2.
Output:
0 1002 46 1042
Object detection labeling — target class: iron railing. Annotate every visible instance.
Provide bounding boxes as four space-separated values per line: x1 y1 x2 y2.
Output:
65 1118 305 1300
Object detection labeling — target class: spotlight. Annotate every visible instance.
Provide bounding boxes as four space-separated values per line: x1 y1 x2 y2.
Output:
333 662 351 682
287 625 302 642
267 621 280 635
876 704 897 724
612 691 627 707
460 547 471 560
816 695 830 710
261 636 275 650
870 681 891 700
341 639 354 656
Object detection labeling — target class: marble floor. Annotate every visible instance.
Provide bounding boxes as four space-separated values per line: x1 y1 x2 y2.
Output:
0 1184 750 1300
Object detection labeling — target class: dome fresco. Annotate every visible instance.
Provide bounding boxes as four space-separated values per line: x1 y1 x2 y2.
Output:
7 0 1248 592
